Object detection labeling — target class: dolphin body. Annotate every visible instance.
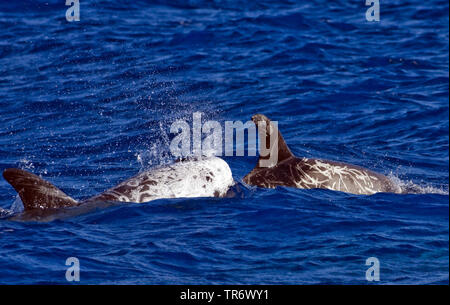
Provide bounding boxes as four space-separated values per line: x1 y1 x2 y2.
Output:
3 157 234 220
1 114 402 221
243 114 402 195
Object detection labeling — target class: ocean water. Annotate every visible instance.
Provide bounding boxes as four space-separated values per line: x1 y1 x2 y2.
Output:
0 0 448 284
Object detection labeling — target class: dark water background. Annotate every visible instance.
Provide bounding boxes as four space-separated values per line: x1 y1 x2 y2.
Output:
0 0 448 284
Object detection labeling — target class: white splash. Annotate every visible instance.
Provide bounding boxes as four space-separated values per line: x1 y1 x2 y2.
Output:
388 174 449 195
10 195 24 213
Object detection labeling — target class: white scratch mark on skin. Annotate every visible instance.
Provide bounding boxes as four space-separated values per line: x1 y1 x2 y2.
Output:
291 159 385 195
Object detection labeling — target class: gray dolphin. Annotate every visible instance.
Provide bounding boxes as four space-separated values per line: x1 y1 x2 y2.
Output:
3 157 234 219
243 114 402 195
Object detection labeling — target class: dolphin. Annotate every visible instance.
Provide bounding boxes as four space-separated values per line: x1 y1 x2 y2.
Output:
3 157 234 219
243 114 402 195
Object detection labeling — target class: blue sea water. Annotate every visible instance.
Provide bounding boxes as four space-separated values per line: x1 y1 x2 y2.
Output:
0 0 448 284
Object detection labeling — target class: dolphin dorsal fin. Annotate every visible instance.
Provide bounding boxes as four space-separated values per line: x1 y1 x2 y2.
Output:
3 168 78 211
252 114 294 168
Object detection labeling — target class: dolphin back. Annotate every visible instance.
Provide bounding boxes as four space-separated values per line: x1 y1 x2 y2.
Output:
3 168 79 211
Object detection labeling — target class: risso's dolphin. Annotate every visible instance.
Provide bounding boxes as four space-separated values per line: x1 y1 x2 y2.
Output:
243 114 402 195
3 157 234 218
